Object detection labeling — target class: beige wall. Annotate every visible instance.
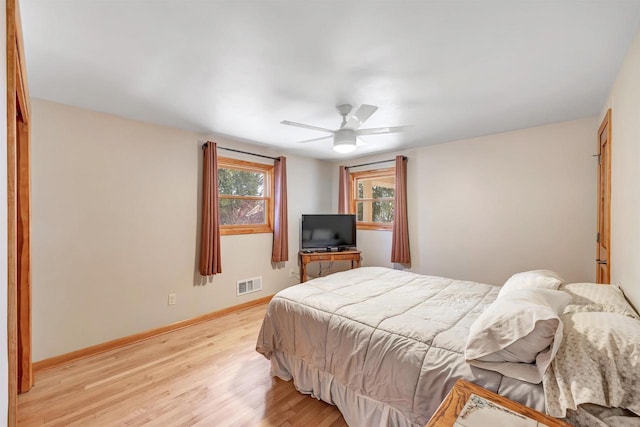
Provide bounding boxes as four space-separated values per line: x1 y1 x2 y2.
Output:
602 27 640 309
31 99 331 361
334 117 598 286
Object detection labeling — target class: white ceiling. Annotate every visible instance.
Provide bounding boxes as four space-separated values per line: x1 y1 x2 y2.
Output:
21 1 640 160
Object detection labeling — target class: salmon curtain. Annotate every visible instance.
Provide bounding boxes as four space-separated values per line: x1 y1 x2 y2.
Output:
391 156 411 264
199 141 222 276
272 156 289 262
338 165 350 214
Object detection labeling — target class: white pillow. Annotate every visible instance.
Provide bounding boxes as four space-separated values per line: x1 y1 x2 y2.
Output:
465 288 571 384
561 282 639 319
498 270 564 298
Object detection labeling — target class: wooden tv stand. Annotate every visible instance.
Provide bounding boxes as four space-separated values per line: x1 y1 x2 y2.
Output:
298 250 361 283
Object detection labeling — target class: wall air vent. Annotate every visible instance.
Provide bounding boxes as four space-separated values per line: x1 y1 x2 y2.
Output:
237 276 262 296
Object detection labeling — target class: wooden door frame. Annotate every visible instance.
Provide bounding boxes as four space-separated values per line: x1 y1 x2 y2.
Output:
596 109 611 284
7 0 32 424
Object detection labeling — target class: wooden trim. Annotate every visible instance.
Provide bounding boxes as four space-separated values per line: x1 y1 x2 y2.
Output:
596 109 612 284
13 0 29 121
6 103 17 426
220 225 273 235
219 195 269 201
7 0 32 408
217 156 274 171
426 379 570 426
597 108 611 142
16 116 31 392
14 52 28 124
33 295 274 372
6 0 33 420
349 167 395 179
356 222 392 231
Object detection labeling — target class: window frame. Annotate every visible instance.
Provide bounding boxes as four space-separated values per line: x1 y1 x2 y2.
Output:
217 156 274 236
349 167 396 231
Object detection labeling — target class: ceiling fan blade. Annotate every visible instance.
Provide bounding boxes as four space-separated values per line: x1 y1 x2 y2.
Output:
296 135 333 144
281 120 334 134
357 125 409 136
356 137 368 147
344 104 378 129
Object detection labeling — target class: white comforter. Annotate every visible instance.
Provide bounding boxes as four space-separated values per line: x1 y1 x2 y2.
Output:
256 267 544 426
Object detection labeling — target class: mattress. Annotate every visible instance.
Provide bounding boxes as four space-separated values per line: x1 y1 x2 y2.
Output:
256 267 545 426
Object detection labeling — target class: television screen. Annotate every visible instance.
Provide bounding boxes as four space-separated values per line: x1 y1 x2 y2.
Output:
301 214 356 250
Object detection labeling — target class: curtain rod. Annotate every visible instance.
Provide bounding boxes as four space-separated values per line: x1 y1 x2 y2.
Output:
202 143 280 161
346 156 407 169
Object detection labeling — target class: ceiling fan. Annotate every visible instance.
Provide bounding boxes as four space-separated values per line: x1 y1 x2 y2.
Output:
281 104 408 153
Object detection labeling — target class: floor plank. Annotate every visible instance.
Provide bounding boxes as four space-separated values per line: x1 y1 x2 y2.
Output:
18 304 347 426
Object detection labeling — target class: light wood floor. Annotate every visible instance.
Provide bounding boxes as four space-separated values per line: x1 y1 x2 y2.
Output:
18 304 347 426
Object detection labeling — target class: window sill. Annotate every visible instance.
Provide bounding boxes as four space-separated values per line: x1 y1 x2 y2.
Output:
220 225 273 236
356 222 392 231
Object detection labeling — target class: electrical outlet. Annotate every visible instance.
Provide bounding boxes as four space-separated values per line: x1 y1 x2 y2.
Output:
289 270 298 278
168 293 176 306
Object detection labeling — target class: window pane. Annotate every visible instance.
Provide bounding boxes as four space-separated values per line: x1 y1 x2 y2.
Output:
373 200 394 223
218 168 265 196
355 200 394 223
219 198 266 225
356 176 395 200
356 201 364 221
374 184 395 198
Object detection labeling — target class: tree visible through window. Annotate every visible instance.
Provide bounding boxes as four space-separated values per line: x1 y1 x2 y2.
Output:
217 157 273 235
350 167 395 230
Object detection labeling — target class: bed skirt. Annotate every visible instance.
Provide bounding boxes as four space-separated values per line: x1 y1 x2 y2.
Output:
270 350 419 427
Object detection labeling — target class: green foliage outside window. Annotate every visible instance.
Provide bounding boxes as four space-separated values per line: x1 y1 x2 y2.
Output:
357 183 394 199
218 168 264 196
218 168 266 225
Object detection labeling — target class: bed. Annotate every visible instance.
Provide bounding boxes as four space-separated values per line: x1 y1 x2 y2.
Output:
256 267 640 427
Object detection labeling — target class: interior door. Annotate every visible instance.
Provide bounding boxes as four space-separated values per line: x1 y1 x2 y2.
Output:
596 109 611 284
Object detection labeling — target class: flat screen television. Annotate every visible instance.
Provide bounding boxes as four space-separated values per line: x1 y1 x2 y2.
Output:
301 214 356 251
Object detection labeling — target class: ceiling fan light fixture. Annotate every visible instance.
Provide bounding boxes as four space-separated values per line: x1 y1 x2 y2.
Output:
333 129 357 153
282 103 407 153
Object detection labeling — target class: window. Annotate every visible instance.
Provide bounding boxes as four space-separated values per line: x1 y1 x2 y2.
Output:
218 157 273 235
350 167 395 230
